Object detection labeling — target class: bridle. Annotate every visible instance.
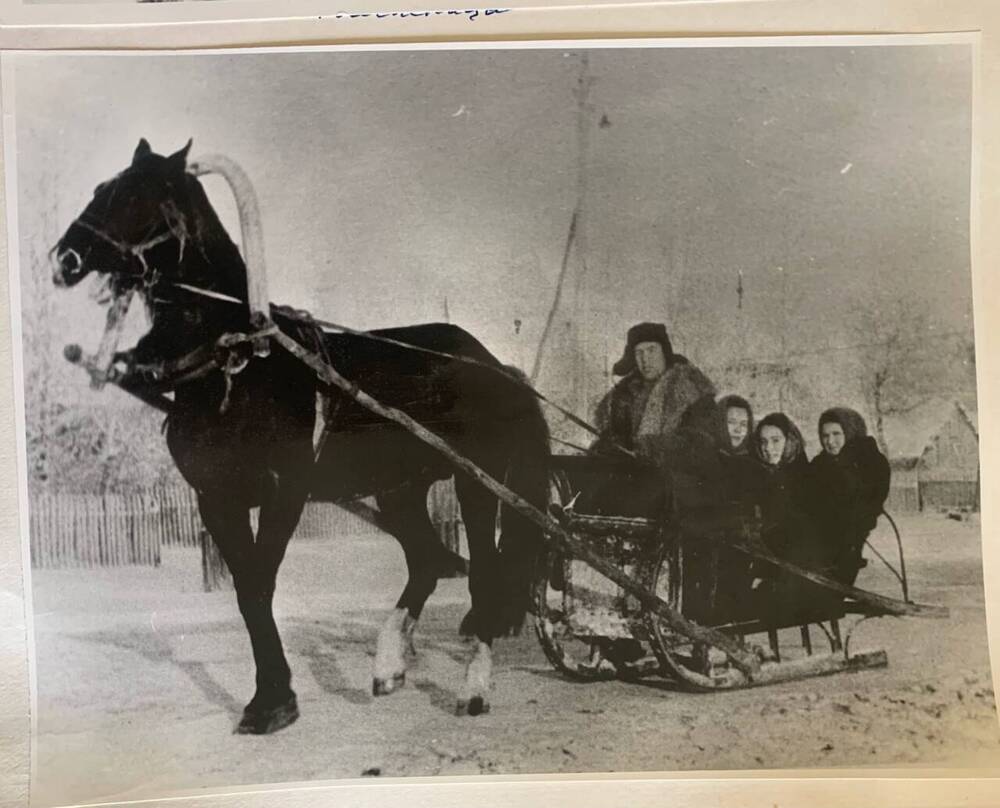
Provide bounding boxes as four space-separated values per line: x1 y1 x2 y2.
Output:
63 196 191 293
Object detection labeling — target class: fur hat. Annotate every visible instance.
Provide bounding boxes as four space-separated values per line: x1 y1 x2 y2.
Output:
612 322 674 376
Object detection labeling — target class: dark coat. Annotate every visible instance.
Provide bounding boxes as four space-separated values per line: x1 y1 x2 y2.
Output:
659 395 758 622
749 413 832 624
810 408 891 584
749 414 817 563
713 395 760 519
663 394 759 528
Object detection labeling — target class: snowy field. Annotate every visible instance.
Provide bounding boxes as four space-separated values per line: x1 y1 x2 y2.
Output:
28 512 1000 806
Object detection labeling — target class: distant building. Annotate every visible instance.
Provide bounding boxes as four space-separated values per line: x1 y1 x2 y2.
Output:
716 358 800 414
882 399 979 513
714 358 822 449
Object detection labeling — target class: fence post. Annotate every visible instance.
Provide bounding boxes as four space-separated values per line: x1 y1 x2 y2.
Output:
201 529 232 592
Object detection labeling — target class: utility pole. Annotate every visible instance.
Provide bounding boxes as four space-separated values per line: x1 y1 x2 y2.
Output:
531 51 595 423
777 265 789 412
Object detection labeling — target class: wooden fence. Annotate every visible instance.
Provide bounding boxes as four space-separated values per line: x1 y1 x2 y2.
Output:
29 483 466 570
29 487 202 569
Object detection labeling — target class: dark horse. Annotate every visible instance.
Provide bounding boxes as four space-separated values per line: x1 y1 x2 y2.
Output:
51 139 550 732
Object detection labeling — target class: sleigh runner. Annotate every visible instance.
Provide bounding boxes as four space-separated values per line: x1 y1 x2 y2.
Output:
57 144 948 730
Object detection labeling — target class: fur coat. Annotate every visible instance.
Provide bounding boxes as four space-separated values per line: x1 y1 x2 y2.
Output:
591 356 716 466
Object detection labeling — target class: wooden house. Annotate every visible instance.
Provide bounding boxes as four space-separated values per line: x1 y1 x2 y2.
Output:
883 399 979 513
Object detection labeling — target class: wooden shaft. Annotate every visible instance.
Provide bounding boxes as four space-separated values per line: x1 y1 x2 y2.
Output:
272 329 760 677
730 540 948 619
114 376 174 414
561 513 660 540
89 288 134 390
65 344 174 413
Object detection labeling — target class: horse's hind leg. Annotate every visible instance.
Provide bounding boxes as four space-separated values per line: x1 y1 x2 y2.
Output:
198 477 308 734
372 481 443 696
453 475 502 716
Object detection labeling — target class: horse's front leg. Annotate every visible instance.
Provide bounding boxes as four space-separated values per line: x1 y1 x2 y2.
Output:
198 480 306 734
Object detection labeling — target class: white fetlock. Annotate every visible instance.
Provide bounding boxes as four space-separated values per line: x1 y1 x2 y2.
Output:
373 608 415 695
457 641 493 716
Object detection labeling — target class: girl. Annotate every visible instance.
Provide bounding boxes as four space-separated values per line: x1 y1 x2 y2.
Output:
749 413 824 623
659 394 758 622
710 395 757 617
810 407 891 586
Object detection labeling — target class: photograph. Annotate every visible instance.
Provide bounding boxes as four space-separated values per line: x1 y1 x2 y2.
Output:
3 38 996 808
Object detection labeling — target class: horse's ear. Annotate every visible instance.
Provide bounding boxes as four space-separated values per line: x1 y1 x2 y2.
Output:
132 138 152 165
168 139 193 171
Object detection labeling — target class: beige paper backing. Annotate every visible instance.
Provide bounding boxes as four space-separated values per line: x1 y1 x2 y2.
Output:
1 3 999 806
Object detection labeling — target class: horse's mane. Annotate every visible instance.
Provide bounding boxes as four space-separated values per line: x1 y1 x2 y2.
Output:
180 173 250 304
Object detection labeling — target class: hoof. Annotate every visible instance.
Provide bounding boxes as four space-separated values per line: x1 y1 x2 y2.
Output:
455 696 490 716
234 694 299 735
372 672 405 696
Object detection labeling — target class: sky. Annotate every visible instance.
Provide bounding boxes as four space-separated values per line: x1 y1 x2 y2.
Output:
9 41 974 437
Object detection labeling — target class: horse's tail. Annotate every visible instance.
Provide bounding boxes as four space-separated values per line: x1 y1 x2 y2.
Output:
497 364 550 635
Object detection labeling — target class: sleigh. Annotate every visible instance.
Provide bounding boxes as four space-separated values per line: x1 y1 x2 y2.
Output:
532 454 943 690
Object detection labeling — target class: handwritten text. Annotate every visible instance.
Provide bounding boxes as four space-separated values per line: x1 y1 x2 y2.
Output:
324 7 511 21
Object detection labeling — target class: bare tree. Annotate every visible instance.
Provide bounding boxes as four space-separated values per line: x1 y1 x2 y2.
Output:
20 158 176 494
853 294 970 455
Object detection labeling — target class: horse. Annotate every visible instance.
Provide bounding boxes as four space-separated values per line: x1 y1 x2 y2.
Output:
51 139 550 733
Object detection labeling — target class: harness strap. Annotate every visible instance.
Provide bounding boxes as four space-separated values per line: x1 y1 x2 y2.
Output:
122 281 636 461
269 304 621 453
126 325 280 394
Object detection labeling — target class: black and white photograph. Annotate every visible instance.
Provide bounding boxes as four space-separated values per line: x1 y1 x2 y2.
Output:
3 39 996 807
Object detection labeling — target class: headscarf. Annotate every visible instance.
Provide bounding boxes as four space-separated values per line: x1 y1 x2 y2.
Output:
751 412 807 468
715 394 754 456
817 407 869 447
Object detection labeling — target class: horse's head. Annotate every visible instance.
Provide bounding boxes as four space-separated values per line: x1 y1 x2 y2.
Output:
53 140 251 369
52 138 194 292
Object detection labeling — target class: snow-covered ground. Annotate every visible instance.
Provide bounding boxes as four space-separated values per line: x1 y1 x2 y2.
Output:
28 512 1000 807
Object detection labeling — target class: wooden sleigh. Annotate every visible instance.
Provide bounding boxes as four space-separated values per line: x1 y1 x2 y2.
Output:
533 455 946 691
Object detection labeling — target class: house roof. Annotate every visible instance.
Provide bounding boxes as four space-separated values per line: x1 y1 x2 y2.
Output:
881 398 978 461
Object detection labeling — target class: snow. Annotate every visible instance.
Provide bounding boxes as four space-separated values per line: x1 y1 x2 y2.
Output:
27 513 998 807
